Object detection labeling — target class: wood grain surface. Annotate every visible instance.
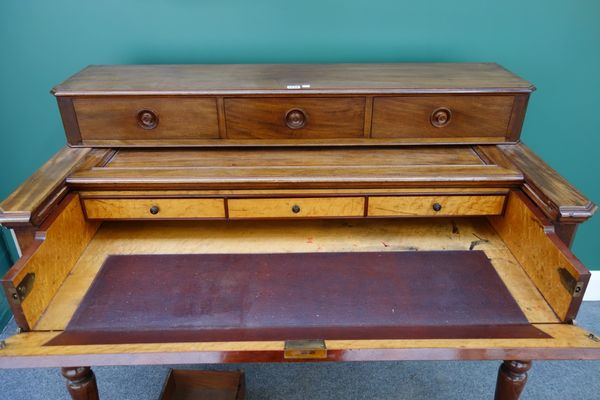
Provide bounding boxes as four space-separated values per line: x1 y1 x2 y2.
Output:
368 195 505 216
83 198 225 219
228 197 365 218
0 147 92 224
52 64 533 145
497 143 597 222
1 195 99 330
74 97 219 140
35 217 558 332
52 64 534 96
489 191 590 321
371 95 514 138
1 324 599 369
66 146 523 190
224 97 365 139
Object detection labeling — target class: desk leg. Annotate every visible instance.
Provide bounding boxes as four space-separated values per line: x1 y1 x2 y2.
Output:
494 360 532 400
61 366 99 400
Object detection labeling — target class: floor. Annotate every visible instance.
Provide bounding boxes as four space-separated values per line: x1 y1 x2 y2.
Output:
0 302 598 400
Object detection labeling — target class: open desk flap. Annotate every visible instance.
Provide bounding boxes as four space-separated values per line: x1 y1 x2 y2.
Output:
46 251 547 346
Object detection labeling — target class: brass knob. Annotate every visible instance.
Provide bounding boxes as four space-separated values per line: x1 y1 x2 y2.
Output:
137 109 159 130
291 205 301 214
149 205 160 215
430 107 452 128
285 108 307 129
432 203 442 212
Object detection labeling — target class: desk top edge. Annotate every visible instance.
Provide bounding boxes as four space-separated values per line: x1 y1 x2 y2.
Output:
52 63 535 96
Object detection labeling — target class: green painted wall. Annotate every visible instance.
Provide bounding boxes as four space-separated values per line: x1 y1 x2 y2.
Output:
0 0 598 271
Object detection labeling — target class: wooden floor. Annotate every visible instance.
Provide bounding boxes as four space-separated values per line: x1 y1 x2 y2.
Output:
35 217 558 331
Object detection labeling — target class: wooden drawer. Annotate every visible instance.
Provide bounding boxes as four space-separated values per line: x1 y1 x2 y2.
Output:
224 97 365 139
368 195 506 216
82 198 225 219
371 96 515 139
73 97 219 141
228 197 365 218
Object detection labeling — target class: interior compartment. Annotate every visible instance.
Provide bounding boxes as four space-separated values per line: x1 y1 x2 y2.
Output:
1 190 598 367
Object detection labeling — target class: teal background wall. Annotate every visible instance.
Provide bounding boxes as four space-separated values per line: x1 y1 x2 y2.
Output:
0 0 598 275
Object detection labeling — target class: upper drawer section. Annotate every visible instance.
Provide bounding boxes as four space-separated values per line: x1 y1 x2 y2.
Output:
371 95 514 139
53 64 534 146
72 97 219 141
224 97 365 139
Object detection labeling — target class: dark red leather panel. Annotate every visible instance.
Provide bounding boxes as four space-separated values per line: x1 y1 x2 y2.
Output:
46 251 549 346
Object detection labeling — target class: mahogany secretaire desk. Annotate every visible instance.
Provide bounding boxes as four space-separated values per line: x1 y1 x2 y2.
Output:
0 63 598 399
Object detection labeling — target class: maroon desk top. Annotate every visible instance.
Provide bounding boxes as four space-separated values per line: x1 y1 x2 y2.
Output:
46 251 548 346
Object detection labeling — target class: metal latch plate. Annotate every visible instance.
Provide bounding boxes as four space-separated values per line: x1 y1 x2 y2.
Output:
558 267 584 297
9 272 35 304
284 339 327 359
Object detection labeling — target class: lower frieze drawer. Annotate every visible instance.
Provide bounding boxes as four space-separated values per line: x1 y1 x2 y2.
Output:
368 195 506 217
228 197 365 218
82 198 226 219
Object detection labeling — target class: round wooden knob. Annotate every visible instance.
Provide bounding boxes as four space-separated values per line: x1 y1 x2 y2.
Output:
137 109 159 129
291 205 301 214
285 108 307 129
432 203 442 212
149 205 160 215
430 107 452 128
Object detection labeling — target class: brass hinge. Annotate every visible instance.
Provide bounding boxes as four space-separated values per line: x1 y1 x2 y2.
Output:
284 339 327 359
9 273 35 304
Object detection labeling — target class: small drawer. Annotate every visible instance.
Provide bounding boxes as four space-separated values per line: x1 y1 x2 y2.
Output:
368 195 506 217
73 97 219 141
159 369 245 400
371 96 515 139
224 97 365 139
82 198 225 219
228 197 365 218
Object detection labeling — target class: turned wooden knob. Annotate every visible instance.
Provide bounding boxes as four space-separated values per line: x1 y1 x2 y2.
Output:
137 109 159 129
285 108 307 129
291 205 301 213
430 107 452 128
432 202 442 212
149 205 160 215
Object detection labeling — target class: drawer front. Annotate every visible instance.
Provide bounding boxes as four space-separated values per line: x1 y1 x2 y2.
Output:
74 97 219 141
228 197 365 218
368 195 506 216
83 198 225 219
224 97 365 139
371 96 514 138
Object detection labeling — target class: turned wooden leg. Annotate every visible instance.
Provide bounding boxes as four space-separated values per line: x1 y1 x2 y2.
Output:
494 360 532 400
61 366 99 400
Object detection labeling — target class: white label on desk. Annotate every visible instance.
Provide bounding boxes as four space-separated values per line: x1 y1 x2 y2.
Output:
286 84 311 89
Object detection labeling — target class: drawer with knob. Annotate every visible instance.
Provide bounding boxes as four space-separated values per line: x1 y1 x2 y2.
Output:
227 197 366 218
224 97 366 139
82 198 226 220
72 97 220 141
367 195 506 217
371 96 515 139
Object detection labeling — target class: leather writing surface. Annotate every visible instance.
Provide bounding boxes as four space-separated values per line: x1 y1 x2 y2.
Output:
46 251 548 345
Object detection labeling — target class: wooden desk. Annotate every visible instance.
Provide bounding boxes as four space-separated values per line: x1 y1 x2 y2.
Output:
0 64 597 400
